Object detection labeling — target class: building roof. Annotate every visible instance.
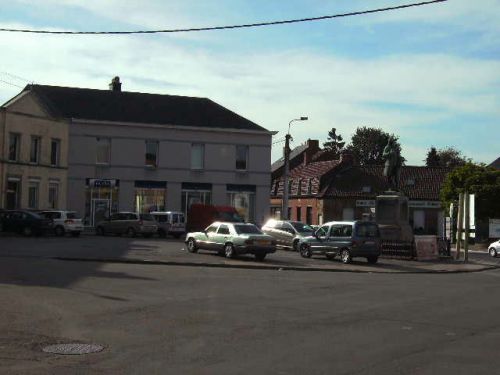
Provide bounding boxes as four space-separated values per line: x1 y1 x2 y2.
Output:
489 157 500 170
20 84 268 132
271 143 308 172
289 160 341 178
322 165 451 200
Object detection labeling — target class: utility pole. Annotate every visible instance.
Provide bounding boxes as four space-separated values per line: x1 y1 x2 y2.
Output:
464 191 470 263
281 117 308 220
455 192 464 260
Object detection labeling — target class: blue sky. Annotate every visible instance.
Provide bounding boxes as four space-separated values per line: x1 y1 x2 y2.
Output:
1 0 499 165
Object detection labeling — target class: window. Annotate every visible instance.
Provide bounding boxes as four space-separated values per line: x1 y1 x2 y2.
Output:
296 206 302 222
227 191 255 223
191 144 204 169
28 181 39 209
206 224 218 233
316 225 329 237
288 180 293 195
235 145 248 170
30 136 41 164
217 224 230 235
8 133 20 161
96 138 111 164
50 139 60 166
5 178 21 209
48 182 59 209
145 140 158 167
307 179 313 195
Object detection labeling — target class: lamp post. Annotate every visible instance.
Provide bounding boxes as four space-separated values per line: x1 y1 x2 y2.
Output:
282 116 308 220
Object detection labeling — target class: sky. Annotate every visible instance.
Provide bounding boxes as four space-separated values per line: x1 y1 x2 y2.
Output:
0 0 499 165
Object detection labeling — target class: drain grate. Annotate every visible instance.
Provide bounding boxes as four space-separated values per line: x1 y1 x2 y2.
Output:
42 343 104 355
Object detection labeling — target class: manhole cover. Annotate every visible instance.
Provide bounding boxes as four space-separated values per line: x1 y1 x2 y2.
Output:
42 343 104 355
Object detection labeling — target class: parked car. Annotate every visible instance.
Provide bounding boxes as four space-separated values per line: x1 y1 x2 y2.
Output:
488 239 500 257
261 219 315 251
298 220 381 264
0 210 53 236
150 211 186 238
95 212 158 237
39 210 84 237
185 221 276 261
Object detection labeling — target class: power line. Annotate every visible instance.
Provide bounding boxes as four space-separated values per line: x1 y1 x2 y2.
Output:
0 79 23 88
0 0 447 35
0 71 31 83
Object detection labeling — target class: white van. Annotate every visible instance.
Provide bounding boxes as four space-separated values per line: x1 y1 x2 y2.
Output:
150 211 186 238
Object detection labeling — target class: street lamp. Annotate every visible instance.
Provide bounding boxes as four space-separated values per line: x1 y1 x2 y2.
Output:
282 116 308 220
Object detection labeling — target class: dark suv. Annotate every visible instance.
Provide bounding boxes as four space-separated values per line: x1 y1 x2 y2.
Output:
0 210 53 236
261 219 315 251
298 221 381 264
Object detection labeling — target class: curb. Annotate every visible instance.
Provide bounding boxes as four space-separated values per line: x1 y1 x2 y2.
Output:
50 256 500 275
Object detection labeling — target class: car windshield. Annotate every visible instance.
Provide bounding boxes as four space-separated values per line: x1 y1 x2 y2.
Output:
291 222 315 234
140 214 154 221
66 212 79 219
355 223 379 238
234 224 262 234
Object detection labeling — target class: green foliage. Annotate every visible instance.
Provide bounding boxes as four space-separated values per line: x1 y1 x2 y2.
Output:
441 163 500 219
426 146 468 168
323 128 345 157
345 126 404 166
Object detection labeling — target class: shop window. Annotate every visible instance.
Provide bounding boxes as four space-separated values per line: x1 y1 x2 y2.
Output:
145 140 158 167
135 187 166 213
9 133 20 161
235 145 248 170
30 136 41 164
182 190 212 216
28 181 39 209
96 138 111 164
191 144 204 169
50 139 60 166
227 191 255 222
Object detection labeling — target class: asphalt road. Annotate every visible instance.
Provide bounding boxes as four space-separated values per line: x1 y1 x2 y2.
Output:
1 235 500 374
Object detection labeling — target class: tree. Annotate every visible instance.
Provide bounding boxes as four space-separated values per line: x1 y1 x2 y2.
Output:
323 128 345 157
345 126 404 166
425 147 441 167
441 163 500 220
425 146 468 168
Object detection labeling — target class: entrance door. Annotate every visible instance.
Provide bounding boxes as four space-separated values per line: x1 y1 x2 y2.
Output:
5 180 20 209
91 199 111 227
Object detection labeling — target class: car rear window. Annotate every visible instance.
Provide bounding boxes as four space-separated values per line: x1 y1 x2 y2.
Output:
234 224 262 234
355 223 379 238
291 222 314 234
66 212 79 219
140 214 154 221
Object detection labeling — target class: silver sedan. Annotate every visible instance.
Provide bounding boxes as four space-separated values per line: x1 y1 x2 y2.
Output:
489 239 500 257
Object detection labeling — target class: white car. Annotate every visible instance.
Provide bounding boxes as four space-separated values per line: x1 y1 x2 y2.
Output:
488 239 500 257
150 211 186 238
40 210 84 237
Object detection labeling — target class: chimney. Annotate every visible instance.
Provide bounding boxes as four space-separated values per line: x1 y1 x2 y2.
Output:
303 139 320 166
109 76 122 92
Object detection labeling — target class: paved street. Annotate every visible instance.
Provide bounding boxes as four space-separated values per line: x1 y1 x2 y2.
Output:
1 235 500 374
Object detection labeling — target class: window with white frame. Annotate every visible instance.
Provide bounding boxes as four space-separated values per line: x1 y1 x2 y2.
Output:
28 180 40 209
8 133 20 161
96 138 111 164
191 144 204 169
235 145 248 170
30 136 41 164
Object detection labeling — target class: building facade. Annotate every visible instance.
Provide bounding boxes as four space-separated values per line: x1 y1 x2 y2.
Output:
0 91 68 211
1 78 272 226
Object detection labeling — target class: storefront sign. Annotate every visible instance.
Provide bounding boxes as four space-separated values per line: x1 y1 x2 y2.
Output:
356 200 375 207
88 179 117 188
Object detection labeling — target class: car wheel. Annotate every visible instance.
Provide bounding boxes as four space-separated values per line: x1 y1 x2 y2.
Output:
22 226 33 237
325 253 336 260
54 226 65 237
71 232 80 237
126 227 136 238
255 253 266 262
186 238 198 253
224 243 235 259
489 248 498 258
299 243 312 258
340 249 352 264
367 256 378 264
293 239 300 252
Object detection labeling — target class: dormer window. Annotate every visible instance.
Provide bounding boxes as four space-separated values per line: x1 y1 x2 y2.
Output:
362 186 371 193
297 179 302 196
406 178 415 186
307 179 313 195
